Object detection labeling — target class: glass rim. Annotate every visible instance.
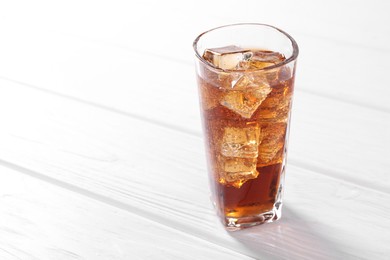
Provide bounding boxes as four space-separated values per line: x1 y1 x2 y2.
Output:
193 23 299 73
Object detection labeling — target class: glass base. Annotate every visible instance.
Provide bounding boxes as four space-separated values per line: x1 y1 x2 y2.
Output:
223 202 282 231
211 164 286 231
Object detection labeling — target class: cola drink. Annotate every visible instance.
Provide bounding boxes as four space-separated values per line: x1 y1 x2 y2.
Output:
194 24 298 230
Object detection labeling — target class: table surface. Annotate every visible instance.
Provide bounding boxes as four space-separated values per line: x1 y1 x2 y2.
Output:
1 0 389 259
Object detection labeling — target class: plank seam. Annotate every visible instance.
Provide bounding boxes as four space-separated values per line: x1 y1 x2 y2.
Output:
56 32 390 114
0 158 256 260
0 76 200 137
0 76 388 195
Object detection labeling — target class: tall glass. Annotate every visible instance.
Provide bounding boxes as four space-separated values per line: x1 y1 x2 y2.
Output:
193 24 298 230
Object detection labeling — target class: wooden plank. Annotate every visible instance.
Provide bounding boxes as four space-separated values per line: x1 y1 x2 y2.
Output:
0 165 252 260
0 81 388 259
1 1 389 110
0 38 388 193
1 0 388 51
290 90 390 193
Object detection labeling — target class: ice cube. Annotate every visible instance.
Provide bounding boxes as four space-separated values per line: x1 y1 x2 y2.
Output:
257 123 287 166
231 74 251 89
258 85 293 122
252 50 285 63
239 50 285 70
219 157 259 188
278 66 292 81
266 65 292 85
218 125 261 187
221 126 260 158
221 75 272 118
240 61 274 70
203 45 252 70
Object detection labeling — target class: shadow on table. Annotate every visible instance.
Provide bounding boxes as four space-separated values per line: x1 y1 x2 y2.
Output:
228 206 346 260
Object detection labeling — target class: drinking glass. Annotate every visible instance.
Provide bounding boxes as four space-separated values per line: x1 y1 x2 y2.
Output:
193 23 299 230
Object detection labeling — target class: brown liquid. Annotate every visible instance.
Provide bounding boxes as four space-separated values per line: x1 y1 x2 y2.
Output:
198 49 294 219
220 163 282 218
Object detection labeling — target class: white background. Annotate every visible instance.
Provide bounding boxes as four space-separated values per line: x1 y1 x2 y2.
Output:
0 0 389 259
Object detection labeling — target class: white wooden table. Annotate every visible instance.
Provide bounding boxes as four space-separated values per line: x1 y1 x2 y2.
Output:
0 1 389 259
